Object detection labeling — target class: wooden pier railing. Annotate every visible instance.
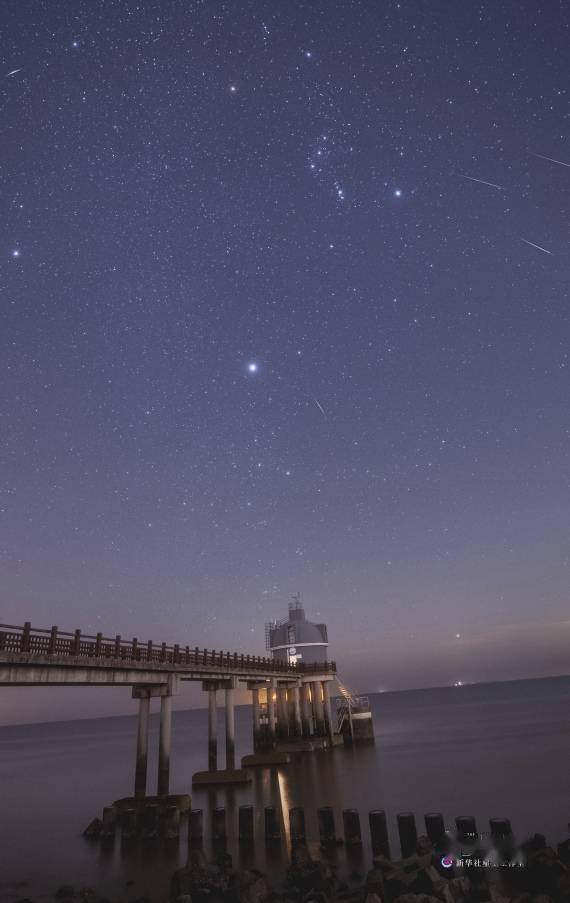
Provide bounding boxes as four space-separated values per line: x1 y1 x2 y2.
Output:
0 622 336 676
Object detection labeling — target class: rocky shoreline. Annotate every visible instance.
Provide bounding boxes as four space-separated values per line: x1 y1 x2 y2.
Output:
8 830 570 903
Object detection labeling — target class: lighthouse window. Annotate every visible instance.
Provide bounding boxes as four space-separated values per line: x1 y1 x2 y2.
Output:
287 626 296 644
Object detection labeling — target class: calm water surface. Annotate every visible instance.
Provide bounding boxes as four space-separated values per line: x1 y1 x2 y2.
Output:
1 676 569 902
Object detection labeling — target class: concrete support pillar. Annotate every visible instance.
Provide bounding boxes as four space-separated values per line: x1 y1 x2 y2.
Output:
276 686 289 741
157 694 172 796
267 678 276 747
225 686 235 770
301 682 312 737
322 680 334 744
208 688 218 771
312 680 326 737
252 688 262 751
290 683 302 739
134 693 150 798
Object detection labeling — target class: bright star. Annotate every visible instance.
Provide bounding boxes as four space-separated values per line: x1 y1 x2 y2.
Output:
247 362 258 374
394 189 402 197
229 84 237 93
11 249 21 257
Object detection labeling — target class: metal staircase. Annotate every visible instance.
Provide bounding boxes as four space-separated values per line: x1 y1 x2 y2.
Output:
335 676 370 735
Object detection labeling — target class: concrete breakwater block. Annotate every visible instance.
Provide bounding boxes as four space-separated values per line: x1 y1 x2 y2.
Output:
192 768 251 785
241 750 290 767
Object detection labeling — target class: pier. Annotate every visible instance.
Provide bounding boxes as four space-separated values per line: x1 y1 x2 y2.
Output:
0 621 337 794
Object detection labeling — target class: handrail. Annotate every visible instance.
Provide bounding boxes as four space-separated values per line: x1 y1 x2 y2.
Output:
0 622 336 676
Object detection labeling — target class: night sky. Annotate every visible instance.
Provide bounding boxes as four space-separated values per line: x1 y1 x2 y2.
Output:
1 1 569 722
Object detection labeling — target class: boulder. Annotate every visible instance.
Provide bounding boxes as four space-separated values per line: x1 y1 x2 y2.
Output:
232 869 270 903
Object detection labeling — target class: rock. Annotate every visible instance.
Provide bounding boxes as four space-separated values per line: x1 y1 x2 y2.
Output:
372 858 393 876
416 837 433 857
365 893 383 903
232 870 270 903
365 870 385 897
55 887 75 901
287 847 326 895
83 818 103 839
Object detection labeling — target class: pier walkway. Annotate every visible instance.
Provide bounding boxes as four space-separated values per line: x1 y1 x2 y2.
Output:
0 621 337 797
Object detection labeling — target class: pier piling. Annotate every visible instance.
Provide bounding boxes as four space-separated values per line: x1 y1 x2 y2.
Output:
239 806 254 844
317 806 337 847
456 815 478 843
342 808 362 846
369 809 391 859
289 807 307 846
102 806 117 839
189 809 203 845
157 693 172 796
397 812 418 858
264 806 281 843
134 691 150 798
424 812 447 848
212 807 227 843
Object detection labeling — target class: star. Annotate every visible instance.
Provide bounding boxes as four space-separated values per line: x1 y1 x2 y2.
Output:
11 249 21 257
247 362 258 374
394 189 402 197
229 84 237 93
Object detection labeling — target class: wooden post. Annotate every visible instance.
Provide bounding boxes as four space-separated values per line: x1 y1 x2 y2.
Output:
161 641 166 662
114 634 121 657
173 643 180 664
72 629 81 656
185 645 190 664
147 640 153 660
132 637 138 660
21 621 31 653
48 625 58 654
95 632 102 656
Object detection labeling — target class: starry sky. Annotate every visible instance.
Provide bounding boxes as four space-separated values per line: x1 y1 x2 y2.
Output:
1 0 569 722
